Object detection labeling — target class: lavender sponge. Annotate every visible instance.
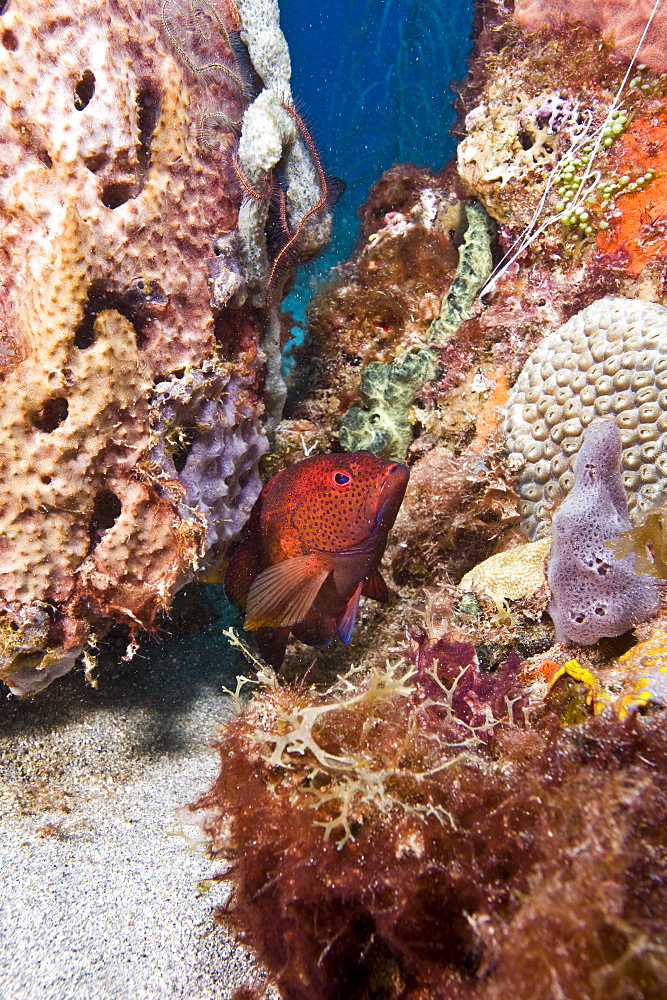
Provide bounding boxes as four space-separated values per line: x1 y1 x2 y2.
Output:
547 419 662 644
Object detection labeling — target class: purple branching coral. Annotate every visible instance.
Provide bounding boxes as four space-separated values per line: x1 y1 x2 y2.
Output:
547 418 663 644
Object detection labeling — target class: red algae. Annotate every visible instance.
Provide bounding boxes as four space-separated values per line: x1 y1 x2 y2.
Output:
193 635 667 1000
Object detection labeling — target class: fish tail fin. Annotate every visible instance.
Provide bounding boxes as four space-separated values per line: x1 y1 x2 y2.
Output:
336 582 363 643
292 611 337 648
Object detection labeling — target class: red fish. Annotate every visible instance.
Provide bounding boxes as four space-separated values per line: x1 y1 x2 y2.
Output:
224 451 409 666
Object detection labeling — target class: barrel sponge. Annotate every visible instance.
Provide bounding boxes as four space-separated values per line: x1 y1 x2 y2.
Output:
505 296 667 539
546 419 662 645
514 0 667 74
0 0 270 693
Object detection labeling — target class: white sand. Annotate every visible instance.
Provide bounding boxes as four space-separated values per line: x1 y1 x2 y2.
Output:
0 598 277 1000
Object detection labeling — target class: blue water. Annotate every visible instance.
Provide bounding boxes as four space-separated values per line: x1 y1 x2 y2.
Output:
279 0 475 330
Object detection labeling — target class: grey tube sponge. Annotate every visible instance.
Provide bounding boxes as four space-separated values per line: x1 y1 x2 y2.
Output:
339 347 438 460
339 202 493 460
546 419 662 645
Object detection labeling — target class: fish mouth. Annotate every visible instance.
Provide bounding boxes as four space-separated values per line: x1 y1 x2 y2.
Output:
371 461 410 534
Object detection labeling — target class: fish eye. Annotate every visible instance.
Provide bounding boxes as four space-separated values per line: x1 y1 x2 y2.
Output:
331 470 352 490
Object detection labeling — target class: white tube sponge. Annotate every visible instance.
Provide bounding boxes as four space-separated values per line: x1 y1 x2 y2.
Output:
236 0 292 96
235 0 331 298
233 0 333 431
236 92 296 292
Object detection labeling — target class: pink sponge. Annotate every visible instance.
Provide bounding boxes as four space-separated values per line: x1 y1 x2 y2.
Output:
514 0 667 73
547 419 662 645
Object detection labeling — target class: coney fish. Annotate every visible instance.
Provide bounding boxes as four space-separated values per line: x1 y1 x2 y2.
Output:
224 450 410 667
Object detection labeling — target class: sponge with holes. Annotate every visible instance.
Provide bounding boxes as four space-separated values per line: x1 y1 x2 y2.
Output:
547 419 663 644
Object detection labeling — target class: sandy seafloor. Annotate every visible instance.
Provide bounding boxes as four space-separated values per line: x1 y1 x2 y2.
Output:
0 587 278 1000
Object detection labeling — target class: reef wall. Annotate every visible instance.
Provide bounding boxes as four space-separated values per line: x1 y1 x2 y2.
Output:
194 1 667 997
0 0 329 695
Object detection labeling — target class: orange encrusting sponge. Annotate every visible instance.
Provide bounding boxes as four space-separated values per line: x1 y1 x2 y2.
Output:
596 111 667 275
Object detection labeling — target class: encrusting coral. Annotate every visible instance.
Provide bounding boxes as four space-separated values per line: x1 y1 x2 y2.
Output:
456 25 636 232
0 0 327 694
459 535 551 603
595 107 667 276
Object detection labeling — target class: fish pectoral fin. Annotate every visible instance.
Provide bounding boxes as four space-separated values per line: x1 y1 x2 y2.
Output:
362 570 389 603
244 555 329 630
336 582 363 644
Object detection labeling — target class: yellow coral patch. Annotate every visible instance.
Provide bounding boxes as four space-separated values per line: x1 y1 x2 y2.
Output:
547 659 611 713
614 627 667 719
459 535 551 602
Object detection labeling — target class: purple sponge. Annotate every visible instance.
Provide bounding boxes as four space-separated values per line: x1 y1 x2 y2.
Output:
547 419 662 644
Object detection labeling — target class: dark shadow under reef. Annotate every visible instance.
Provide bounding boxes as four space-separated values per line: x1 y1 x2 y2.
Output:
0 584 251 817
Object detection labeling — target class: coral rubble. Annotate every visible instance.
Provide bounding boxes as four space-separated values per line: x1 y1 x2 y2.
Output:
0 0 328 694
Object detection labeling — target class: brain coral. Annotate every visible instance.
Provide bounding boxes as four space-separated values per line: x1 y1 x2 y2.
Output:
505 296 667 539
514 0 667 74
0 0 311 694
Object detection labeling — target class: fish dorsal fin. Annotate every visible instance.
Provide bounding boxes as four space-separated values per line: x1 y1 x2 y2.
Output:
336 582 363 644
244 555 329 630
362 570 389 603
